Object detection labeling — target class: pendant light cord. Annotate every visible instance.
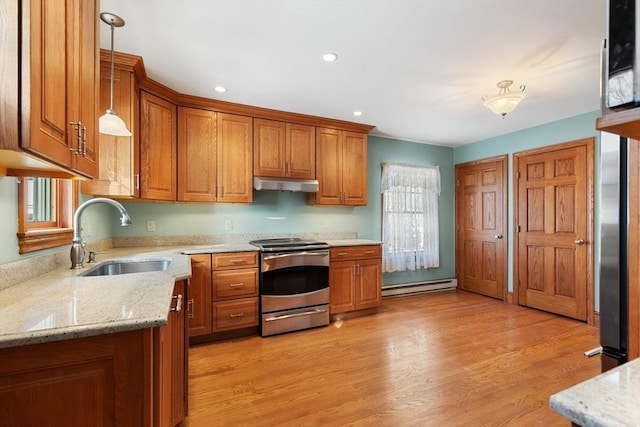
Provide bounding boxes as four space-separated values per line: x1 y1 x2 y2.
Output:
109 23 115 113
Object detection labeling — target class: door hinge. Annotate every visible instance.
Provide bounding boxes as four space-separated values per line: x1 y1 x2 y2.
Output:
517 225 521 232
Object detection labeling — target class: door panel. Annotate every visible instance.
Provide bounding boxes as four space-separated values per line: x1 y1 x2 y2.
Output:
516 142 591 320
455 157 507 299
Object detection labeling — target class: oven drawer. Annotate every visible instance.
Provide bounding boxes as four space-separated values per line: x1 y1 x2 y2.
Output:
213 252 258 270
330 245 381 261
261 304 329 337
213 269 258 300
213 298 259 331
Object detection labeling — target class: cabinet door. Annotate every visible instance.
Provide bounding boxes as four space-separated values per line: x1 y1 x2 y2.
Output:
26 0 96 176
341 131 367 205
188 255 212 337
329 260 356 314
315 127 343 205
72 0 99 178
254 118 286 177
287 123 315 179
83 57 139 197
156 280 188 427
217 113 253 203
356 258 382 310
140 91 177 200
178 107 217 202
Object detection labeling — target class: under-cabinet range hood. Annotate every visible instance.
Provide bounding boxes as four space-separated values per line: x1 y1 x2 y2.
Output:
253 177 319 192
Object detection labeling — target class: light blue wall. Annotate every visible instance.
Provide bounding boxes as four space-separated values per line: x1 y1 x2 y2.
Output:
453 110 601 306
114 135 456 286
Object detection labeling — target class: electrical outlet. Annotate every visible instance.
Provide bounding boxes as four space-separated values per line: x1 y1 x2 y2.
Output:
225 219 233 231
146 220 156 232
324 219 331 229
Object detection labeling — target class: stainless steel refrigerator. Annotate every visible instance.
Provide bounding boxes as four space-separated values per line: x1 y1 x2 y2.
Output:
599 131 629 371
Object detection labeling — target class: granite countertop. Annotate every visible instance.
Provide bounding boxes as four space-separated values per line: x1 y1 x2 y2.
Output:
0 239 374 350
550 358 640 426
0 248 191 350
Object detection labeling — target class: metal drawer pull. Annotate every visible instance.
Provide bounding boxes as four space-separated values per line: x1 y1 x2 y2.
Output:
229 283 245 288
170 294 183 312
229 312 245 318
229 259 246 264
264 308 328 322
337 252 348 256
365 250 375 254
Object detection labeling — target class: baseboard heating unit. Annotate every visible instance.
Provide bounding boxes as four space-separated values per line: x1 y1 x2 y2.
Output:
381 278 458 298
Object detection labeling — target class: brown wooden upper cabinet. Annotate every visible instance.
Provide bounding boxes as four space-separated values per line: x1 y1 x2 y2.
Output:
140 91 177 201
253 119 315 179
177 108 253 203
310 128 368 206
0 0 99 179
83 51 140 198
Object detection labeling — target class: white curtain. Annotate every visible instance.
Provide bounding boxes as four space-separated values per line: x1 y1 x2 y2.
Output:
381 163 440 273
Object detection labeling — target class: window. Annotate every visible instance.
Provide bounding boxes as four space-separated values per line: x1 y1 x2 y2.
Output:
381 163 440 273
17 177 77 254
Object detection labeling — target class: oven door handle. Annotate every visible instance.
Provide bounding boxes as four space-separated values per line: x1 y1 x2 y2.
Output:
263 251 329 261
264 307 328 322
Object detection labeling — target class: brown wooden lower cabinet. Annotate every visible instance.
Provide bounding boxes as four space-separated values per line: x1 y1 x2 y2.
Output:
188 252 259 342
0 280 187 427
330 245 382 315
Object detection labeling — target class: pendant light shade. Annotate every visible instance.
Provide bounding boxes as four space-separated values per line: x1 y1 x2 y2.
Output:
99 12 132 137
482 80 526 118
99 111 132 136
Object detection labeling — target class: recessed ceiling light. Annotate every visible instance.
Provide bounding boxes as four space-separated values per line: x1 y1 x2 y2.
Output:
353 111 363 117
214 86 227 93
323 52 338 62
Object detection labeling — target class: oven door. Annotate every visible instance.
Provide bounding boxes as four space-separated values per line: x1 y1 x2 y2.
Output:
261 250 329 313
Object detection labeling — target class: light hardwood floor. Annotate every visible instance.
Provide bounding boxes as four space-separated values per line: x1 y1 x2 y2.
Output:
185 290 600 426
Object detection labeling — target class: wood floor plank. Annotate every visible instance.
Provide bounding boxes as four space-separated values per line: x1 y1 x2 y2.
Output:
184 290 600 426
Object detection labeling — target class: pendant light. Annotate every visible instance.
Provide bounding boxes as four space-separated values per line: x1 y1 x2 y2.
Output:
98 12 132 136
482 80 526 118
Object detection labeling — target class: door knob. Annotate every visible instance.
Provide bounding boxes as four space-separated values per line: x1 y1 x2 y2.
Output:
575 239 585 245
494 234 503 239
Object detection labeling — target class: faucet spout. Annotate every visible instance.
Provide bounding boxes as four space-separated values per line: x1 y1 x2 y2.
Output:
71 198 131 269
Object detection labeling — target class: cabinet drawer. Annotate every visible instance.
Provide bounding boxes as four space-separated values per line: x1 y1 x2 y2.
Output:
330 245 381 261
213 269 258 300
213 252 258 269
212 298 259 331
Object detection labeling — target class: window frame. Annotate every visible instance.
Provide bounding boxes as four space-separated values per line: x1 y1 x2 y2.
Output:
17 177 78 254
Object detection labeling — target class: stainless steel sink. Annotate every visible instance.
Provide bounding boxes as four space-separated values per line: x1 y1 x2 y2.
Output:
81 259 171 277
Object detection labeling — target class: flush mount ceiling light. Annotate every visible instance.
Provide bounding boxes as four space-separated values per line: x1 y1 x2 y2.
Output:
322 52 338 62
214 86 227 93
99 12 132 136
353 111 363 117
482 80 526 118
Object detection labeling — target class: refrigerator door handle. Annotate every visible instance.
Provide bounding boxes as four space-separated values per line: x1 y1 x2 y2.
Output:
584 346 603 358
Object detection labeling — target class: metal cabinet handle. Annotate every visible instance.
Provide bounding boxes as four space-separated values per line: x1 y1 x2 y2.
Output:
229 283 245 288
229 312 245 318
494 234 503 239
575 239 585 245
229 259 245 264
187 298 194 319
584 346 603 358
170 294 183 312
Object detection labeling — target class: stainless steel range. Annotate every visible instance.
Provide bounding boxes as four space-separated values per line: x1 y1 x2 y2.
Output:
250 238 330 336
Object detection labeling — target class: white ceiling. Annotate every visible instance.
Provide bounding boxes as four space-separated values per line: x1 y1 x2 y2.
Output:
99 0 606 147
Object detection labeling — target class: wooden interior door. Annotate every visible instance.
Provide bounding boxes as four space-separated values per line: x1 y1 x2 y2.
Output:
515 139 593 321
455 156 507 300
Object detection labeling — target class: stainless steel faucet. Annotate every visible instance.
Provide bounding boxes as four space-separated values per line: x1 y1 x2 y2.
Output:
70 198 132 269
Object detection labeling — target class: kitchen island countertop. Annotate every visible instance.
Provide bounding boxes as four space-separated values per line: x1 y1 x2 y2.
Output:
550 357 640 426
